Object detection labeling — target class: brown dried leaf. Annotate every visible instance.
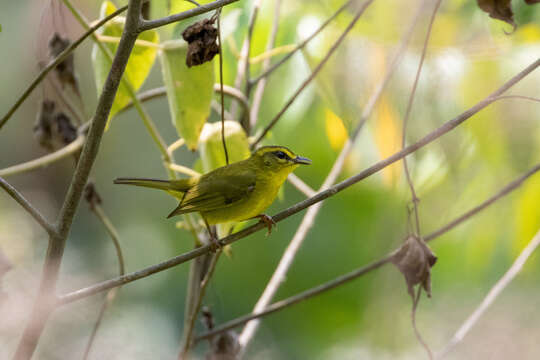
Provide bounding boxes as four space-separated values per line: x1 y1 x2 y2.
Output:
524 0 540 4
34 100 56 151
476 0 516 30
202 307 240 360
392 236 437 298
54 113 77 145
182 18 220 67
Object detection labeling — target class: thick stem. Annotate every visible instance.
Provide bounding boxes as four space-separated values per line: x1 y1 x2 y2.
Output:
11 2 143 359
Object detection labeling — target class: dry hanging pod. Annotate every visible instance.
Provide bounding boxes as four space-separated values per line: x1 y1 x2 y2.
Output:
54 112 77 145
48 33 80 93
34 100 56 151
182 18 220 67
202 307 240 360
391 236 437 298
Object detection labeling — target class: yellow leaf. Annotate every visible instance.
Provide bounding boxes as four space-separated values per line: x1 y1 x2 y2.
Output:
373 97 402 186
325 108 348 150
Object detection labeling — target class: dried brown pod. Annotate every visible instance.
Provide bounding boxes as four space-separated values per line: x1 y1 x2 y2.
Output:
391 236 437 298
48 33 80 93
182 18 220 67
34 100 56 150
476 0 516 31
54 112 77 145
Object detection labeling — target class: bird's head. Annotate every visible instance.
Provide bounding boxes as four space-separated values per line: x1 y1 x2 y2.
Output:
251 146 311 176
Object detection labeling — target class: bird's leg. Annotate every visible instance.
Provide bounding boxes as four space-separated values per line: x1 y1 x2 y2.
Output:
252 214 277 236
203 218 221 252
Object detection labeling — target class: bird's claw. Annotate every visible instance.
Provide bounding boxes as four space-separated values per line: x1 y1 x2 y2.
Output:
209 238 222 253
256 214 276 236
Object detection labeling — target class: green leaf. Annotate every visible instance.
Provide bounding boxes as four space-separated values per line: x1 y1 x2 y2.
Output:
92 1 159 125
198 120 251 172
160 40 214 150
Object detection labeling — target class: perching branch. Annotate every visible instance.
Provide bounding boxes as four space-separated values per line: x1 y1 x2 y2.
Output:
0 177 56 236
251 0 375 148
437 228 540 359
194 162 540 342
0 5 128 131
56 51 540 308
217 9 229 165
138 0 240 31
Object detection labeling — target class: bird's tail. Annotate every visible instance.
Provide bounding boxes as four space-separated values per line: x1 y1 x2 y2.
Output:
114 177 194 192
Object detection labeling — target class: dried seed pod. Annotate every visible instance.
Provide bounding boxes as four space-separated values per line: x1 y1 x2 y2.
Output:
48 33 80 92
34 100 56 150
391 236 437 298
54 112 77 145
202 307 240 360
182 18 220 67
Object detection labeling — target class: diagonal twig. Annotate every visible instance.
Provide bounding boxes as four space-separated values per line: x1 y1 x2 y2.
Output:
437 228 540 359
0 177 56 236
251 0 375 148
0 5 128 130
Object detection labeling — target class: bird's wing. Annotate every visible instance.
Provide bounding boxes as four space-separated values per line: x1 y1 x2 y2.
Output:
167 169 256 217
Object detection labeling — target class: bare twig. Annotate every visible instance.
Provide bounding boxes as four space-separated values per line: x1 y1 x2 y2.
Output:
56 58 540 306
217 9 229 165
194 162 540 342
401 0 442 239
437 228 540 359
82 203 125 360
0 136 85 178
251 0 375 148
178 251 222 359
238 1 424 351
12 2 144 359
412 285 433 359
0 177 56 235
139 0 240 31
249 0 282 129
249 0 356 86
0 5 127 130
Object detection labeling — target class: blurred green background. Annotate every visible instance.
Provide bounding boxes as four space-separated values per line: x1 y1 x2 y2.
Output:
1 0 540 359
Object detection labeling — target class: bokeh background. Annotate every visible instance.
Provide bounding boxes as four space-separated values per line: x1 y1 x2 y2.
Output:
1 0 540 359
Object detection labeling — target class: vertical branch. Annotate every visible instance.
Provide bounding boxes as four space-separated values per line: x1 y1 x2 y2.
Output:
12 1 143 359
217 9 229 165
249 0 282 129
238 1 425 353
401 0 442 238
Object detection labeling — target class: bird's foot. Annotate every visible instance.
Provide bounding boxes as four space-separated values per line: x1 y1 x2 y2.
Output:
255 214 277 236
208 237 222 253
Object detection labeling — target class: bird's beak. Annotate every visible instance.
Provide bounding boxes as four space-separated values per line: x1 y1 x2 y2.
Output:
294 156 312 165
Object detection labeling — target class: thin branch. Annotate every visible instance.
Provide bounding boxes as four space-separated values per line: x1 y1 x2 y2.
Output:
249 0 356 86
412 285 433 360
238 1 424 351
178 251 222 359
82 203 125 360
0 177 56 236
139 0 240 31
166 162 202 178
56 58 540 306
167 138 186 155
217 9 229 165
12 1 144 359
194 162 540 342
250 0 282 129
251 0 375 148
62 0 175 179
437 228 540 359
0 5 127 130
401 0 442 239
0 136 85 178
230 0 262 126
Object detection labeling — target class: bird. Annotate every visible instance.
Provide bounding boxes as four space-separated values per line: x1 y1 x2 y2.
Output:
114 145 311 247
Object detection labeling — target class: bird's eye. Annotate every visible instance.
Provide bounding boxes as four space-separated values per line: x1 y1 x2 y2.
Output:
274 151 287 160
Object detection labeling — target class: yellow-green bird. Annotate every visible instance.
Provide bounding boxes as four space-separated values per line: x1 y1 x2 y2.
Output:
114 146 311 239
